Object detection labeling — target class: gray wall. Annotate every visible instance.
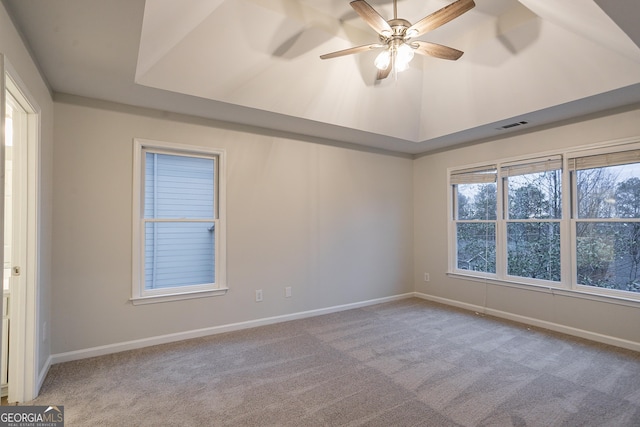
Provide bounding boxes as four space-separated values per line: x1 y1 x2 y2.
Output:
51 97 415 354
414 107 640 346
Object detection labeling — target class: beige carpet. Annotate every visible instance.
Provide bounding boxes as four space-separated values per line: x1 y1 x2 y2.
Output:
29 298 640 426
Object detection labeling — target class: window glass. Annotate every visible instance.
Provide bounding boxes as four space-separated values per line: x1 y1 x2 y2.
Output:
575 159 640 293
576 222 640 293
143 152 216 290
456 223 496 273
144 222 215 290
452 167 497 275
505 163 562 282
507 222 561 281
505 166 562 220
577 164 640 219
457 183 497 220
144 153 214 219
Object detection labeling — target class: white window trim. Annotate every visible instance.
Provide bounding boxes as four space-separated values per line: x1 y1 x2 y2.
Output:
131 138 228 305
448 165 499 279
448 137 640 304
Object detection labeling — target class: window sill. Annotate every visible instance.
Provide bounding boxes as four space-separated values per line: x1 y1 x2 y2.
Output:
446 272 640 308
130 287 229 305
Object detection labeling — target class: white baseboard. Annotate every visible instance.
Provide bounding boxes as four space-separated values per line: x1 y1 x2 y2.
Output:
414 292 640 352
37 355 53 395
50 293 414 365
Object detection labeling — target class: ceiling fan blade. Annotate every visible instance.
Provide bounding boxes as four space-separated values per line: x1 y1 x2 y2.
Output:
407 0 475 38
376 56 393 80
320 43 382 60
413 41 463 60
350 0 392 36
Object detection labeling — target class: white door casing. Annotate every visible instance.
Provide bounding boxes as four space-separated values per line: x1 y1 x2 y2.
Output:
2 55 41 403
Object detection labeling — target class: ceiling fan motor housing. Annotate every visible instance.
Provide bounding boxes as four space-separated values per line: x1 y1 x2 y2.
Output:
382 18 411 40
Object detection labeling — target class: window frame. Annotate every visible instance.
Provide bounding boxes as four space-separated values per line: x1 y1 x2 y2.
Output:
501 156 565 286
131 138 227 305
449 166 498 278
448 138 640 303
569 146 640 300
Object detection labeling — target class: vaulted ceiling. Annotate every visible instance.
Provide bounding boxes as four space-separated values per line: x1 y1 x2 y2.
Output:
4 0 640 155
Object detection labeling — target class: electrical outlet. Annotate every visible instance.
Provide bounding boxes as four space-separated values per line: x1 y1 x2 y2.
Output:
424 273 430 282
255 290 263 302
285 286 292 298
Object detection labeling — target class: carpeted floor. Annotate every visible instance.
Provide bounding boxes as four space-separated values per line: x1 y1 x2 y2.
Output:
29 298 640 426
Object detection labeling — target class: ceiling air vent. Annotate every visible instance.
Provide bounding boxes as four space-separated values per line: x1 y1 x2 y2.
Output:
497 121 529 130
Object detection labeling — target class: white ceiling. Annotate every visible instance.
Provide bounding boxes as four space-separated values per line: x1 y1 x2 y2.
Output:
4 0 640 155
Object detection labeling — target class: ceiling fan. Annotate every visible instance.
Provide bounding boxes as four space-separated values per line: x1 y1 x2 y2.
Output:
320 0 475 80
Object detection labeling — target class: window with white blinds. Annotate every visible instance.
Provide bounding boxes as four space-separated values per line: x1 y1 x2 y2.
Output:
451 166 497 275
132 139 227 304
502 156 562 282
449 142 640 300
570 148 640 295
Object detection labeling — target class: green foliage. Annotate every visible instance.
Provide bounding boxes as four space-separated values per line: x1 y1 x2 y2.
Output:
456 183 497 273
507 222 561 281
457 223 496 273
506 171 561 281
576 174 640 292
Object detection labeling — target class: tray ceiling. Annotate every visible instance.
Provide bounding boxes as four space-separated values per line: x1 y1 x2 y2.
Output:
5 0 640 154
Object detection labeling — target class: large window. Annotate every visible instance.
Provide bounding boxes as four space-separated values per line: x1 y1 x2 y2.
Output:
132 139 227 304
571 150 640 295
503 157 562 282
451 167 497 275
449 143 640 300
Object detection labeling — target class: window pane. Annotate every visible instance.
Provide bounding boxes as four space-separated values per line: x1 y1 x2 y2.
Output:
507 222 560 281
577 164 640 219
507 170 561 219
456 183 497 220
145 152 214 219
456 223 496 273
576 222 640 293
145 222 215 289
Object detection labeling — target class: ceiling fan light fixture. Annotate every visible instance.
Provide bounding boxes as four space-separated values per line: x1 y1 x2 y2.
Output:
394 43 414 72
374 49 391 70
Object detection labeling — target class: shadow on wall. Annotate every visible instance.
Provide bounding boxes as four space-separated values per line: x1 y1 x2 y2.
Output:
464 3 541 68
266 0 380 87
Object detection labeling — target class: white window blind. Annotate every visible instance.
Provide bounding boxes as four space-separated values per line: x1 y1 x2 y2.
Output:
501 156 562 177
568 149 640 171
450 166 497 184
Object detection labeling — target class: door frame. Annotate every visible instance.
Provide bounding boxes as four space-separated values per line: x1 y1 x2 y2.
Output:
1 55 41 403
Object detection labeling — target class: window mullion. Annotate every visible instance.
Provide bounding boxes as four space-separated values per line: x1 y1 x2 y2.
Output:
495 173 506 281
569 165 577 291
